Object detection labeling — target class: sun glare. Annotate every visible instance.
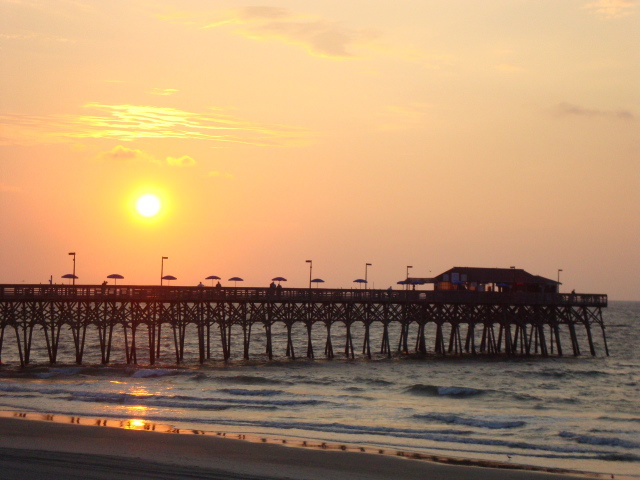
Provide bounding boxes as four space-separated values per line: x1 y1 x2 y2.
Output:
136 194 161 217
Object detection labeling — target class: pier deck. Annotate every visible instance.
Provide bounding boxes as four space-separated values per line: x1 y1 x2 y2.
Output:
0 285 608 366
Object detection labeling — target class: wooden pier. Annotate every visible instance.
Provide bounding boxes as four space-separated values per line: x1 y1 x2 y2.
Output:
0 284 608 367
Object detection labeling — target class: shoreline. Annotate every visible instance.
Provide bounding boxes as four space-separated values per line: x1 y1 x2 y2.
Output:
0 410 617 480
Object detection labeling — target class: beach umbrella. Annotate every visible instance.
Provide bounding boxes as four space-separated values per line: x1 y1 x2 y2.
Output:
205 275 221 286
228 276 243 287
107 274 124 285
311 278 324 288
61 273 78 285
162 275 177 285
353 278 367 289
271 276 287 285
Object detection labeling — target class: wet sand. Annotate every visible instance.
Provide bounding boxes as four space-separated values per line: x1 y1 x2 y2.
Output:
0 416 601 480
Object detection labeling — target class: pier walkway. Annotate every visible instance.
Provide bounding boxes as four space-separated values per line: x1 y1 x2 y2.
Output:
0 284 608 366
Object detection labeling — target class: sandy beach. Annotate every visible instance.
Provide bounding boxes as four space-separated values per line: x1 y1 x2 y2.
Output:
0 416 602 480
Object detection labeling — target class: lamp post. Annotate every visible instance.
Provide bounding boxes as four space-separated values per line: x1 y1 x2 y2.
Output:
406 265 412 290
557 269 563 293
161 256 168 286
365 263 371 290
68 252 76 286
306 260 312 289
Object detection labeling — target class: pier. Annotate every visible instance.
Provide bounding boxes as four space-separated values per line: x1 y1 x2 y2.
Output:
0 284 608 367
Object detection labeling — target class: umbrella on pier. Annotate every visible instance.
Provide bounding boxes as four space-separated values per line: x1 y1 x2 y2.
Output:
353 278 367 289
61 273 78 284
271 276 287 285
107 274 124 285
162 275 177 285
205 275 221 286
311 278 324 288
228 276 243 287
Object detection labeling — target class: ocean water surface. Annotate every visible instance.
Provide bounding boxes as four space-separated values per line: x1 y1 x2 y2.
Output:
0 301 638 477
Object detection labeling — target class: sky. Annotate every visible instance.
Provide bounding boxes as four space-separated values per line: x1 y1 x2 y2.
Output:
0 0 638 300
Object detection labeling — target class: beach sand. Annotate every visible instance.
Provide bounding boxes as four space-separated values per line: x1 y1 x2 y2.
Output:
0 416 600 480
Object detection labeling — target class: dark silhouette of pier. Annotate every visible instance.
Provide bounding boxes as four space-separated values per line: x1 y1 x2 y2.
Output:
0 284 608 367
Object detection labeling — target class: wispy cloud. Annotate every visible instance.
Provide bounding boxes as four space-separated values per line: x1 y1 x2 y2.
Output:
377 103 431 131
95 146 200 169
584 0 638 18
0 103 308 147
149 88 179 96
162 6 379 58
167 155 196 167
95 145 159 165
554 102 635 120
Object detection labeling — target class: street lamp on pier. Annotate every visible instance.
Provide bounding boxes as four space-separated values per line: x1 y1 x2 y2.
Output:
365 263 371 290
68 252 76 286
161 256 168 286
306 260 312 289
406 265 413 290
557 269 563 293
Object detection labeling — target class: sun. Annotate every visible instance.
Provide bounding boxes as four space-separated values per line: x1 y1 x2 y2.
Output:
136 194 161 217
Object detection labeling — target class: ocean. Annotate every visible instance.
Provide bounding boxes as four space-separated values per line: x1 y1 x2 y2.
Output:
0 300 638 477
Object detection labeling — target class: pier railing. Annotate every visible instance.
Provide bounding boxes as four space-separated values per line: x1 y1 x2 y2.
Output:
0 284 607 307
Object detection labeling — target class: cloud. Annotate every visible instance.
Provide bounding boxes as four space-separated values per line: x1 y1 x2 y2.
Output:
0 103 308 147
554 102 635 120
165 6 379 58
377 103 430 131
584 0 638 18
149 88 179 96
167 155 196 167
95 145 159 164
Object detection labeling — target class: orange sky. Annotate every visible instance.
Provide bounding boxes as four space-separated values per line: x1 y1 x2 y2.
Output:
1 1 638 299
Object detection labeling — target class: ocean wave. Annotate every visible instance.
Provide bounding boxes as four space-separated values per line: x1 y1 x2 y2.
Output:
201 418 613 456
413 413 526 430
61 390 324 409
218 389 283 397
560 431 640 449
589 428 640 436
405 384 485 397
215 375 289 386
597 415 640 424
188 373 210 382
596 453 640 462
535 368 607 379
131 369 178 378
354 377 394 386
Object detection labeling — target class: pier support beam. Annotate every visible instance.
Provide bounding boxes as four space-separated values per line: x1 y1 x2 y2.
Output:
306 323 314 359
324 323 334 359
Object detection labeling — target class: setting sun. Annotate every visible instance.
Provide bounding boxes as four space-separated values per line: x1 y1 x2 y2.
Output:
136 194 161 217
